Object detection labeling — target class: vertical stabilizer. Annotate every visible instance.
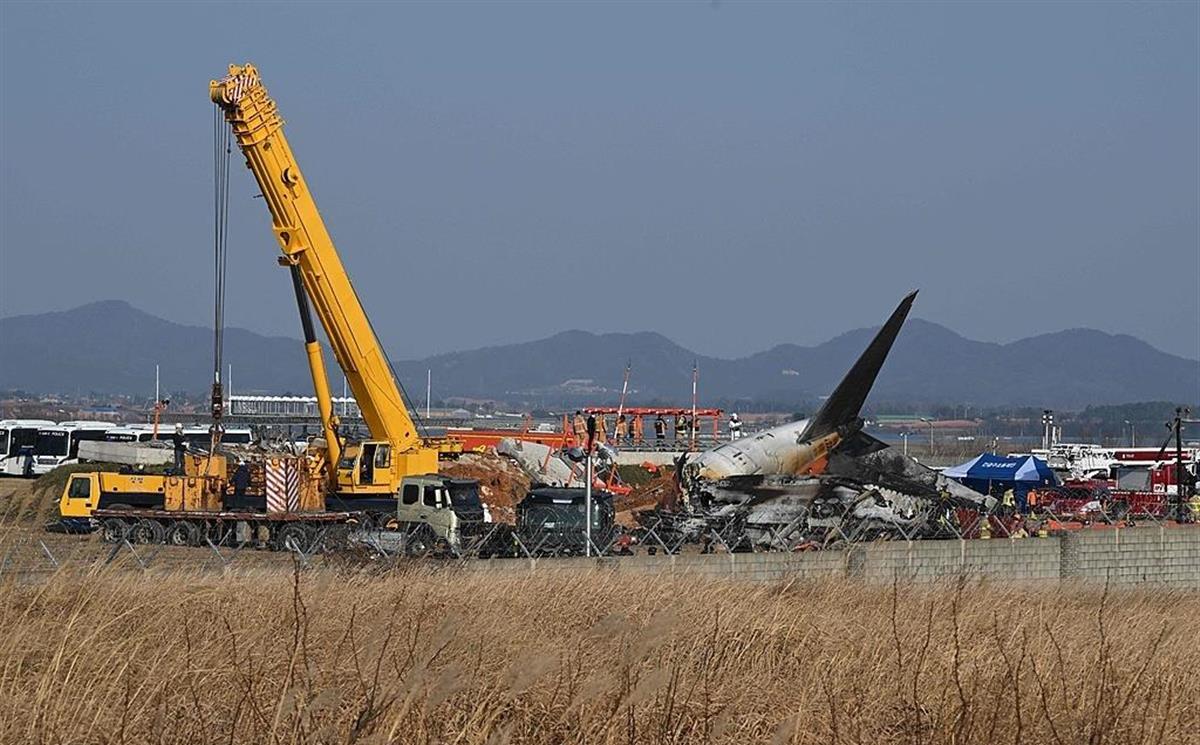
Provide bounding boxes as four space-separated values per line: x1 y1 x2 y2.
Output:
800 291 918 440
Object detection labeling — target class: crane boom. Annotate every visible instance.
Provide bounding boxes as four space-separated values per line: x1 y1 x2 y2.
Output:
211 64 437 487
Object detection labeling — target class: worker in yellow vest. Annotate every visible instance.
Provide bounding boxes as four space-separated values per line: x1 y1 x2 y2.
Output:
1002 488 1016 515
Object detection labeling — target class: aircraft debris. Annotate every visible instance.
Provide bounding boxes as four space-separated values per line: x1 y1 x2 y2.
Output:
662 291 996 550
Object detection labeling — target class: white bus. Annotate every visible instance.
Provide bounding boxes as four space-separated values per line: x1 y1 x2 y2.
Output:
103 425 158 444
0 419 56 477
103 425 252 447
179 426 252 449
30 421 115 475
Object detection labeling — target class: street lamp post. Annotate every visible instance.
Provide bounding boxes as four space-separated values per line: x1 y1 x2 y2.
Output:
1124 420 1135 447
900 432 910 456
919 417 934 455
1041 410 1054 451
585 415 596 557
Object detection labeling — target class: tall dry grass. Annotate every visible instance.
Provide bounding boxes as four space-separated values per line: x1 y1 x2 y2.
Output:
0 560 1196 744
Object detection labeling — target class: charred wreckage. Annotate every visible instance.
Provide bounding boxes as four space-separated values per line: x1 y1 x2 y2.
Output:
636 291 996 552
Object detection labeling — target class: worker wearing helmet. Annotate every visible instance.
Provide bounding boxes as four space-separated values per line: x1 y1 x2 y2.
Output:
171 423 187 474
729 413 743 441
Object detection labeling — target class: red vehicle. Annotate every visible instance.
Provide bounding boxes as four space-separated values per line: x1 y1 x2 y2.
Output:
1033 463 1182 521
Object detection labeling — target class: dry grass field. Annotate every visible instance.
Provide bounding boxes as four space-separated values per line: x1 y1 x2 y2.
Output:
1 477 1197 744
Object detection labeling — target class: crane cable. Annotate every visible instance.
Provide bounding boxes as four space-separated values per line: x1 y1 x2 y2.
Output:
212 106 233 444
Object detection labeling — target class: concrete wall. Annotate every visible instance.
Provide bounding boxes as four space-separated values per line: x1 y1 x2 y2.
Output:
860 538 1062 582
464 527 1200 587
1062 527 1200 586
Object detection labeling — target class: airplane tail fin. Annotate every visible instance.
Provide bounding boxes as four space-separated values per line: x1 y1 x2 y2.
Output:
800 290 917 441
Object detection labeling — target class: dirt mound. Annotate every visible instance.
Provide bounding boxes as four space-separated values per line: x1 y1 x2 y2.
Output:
440 451 531 524
616 468 678 513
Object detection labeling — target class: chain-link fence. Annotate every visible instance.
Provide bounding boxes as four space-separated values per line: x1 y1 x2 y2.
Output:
17 484 1198 573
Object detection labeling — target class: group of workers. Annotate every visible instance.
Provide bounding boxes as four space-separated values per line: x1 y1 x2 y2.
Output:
570 411 746 447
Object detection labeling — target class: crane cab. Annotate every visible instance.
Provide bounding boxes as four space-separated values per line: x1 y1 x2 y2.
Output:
335 440 438 495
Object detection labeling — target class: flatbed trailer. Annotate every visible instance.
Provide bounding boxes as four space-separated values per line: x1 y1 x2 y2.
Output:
92 507 357 552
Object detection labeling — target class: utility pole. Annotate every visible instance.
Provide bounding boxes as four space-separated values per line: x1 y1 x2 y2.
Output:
426 369 432 420
1169 407 1196 521
1124 419 1135 447
690 362 698 451
615 361 631 443
585 414 596 557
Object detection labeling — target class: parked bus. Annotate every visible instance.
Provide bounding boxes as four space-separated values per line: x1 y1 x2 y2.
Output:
180 426 252 448
103 425 157 443
0 419 56 477
30 422 115 475
103 426 252 447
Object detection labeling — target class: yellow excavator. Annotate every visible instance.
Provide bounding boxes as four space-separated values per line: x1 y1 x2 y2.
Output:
211 63 453 503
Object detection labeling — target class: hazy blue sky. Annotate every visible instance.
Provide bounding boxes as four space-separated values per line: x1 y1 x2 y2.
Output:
2 2 1197 360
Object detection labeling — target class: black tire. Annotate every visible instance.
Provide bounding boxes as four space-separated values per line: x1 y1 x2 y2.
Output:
129 519 165 545
166 521 200 547
370 512 397 532
101 518 128 544
276 523 312 553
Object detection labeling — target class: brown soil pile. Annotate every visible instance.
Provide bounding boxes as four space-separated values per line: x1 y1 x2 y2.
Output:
613 467 680 527
440 451 531 524
616 468 679 513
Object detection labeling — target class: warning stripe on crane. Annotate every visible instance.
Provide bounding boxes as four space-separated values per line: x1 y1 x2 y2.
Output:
265 459 300 513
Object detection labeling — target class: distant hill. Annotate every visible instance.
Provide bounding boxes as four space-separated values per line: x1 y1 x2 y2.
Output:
1 300 1196 409
0 301 318 398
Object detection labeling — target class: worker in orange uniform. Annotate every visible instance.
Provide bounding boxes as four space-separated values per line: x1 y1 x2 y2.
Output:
631 414 644 444
572 411 587 446
615 414 628 444
596 415 608 444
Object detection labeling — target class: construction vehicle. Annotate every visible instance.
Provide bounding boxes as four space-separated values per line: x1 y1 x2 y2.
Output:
210 63 465 514
53 63 482 550
58 453 352 550
515 487 617 557
392 475 498 555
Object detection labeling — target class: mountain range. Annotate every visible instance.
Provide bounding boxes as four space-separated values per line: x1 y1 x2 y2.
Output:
1 301 1196 409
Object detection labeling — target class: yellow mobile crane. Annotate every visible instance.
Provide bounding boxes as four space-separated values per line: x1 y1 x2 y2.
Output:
56 64 482 549
210 63 441 500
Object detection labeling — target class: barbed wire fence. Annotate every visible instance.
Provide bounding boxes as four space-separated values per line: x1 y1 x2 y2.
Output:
5 483 1194 576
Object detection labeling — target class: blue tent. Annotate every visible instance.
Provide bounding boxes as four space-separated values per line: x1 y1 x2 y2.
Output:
943 453 1060 498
